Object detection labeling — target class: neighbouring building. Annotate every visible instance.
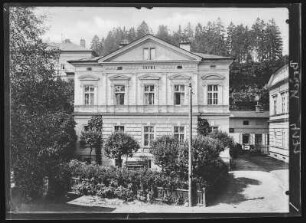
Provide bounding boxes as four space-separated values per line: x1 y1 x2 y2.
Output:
49 38 93 81
68 34 233 168
267 64 289 162
229 110 269 154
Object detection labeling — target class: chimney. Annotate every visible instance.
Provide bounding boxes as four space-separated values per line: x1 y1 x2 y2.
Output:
80 38 86 48
179 40 191 52
119 39 129 48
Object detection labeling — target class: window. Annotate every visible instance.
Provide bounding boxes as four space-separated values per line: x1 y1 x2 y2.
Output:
117 66 123 70
150 48 155 60
144 85 155 105
144 126 154 146
174 85 185 105
61 64 65 70
273 95 277 115
84 125 89 132
174 126 185 143
255 134 262 145
84 85 95 105
114 126 124 133
144 48 149 60
143 48 155 60
114 85 125 105
243 120 249 125
229 128 234 133
207 85 218 105
208 126 218 133
281 92 286 114
87 67 92 71
242 134 250 144
177 65 182 69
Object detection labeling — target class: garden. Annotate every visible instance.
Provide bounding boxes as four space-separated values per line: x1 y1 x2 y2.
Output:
68 130 234 206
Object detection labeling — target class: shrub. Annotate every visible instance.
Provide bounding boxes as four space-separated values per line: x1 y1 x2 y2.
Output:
149 135 180 172
178 136 225 184
208 130 235 150
69 160 191 202
104 132 140 168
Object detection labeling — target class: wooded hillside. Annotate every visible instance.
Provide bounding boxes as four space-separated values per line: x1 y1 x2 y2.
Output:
90 18 288 110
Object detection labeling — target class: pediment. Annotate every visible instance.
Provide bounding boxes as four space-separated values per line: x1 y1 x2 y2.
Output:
78 74 99 81
98 35 201 63
169 74 191 80
109 74 131 81
139 74 160 80
201 73 225 80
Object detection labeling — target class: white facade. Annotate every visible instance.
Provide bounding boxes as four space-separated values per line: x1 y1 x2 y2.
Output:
229 111 269 154
49 39 92 81
69 35 233 167
267 65 289 162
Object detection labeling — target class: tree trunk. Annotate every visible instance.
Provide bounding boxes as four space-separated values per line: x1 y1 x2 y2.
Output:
118 157 122 168
89 147 93 163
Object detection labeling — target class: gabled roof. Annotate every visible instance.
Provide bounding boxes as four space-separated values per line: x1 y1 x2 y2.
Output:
48 41 92 52
192 52 232 60
267 64 289 89
68 34 233 64
98 34 202 62
230 111 269 118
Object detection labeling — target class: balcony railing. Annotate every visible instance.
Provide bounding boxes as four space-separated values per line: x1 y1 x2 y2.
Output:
74 104 229 114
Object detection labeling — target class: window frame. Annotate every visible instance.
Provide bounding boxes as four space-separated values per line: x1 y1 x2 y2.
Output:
207 84 218 105
114 85 126 105
143 47 156 60
243 120 249 125
174 84 185 105
84 85 95 105
114 125 125 133
242 134 250 144
144 84 155 105
143 125 155 147
173 126 185 143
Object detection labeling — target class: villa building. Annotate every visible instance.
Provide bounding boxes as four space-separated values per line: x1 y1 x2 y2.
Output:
49 38 92 81
267 64 289 162
68 34 233 168
229 110 269 154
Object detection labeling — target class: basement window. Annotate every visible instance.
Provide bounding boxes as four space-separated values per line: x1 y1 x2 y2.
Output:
210 64 216 69
117 66 123 70
177 65 182 69
243 120 249 125
86 67 92 71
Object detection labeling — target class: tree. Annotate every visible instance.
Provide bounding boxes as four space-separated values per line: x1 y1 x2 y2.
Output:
136 21 152 38
10 7 77 200
197 117 210 136
208 130 235 149
156 25 171 43
104 132 140 168
149 135 180 172
90 35 102 56
79 116 103 164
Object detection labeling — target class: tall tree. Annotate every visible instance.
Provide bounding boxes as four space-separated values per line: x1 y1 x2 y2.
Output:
156 25 171 43
90 35 102 56
265 19 283 61
10 7 77 200
136 21 152 38
79 116 103 164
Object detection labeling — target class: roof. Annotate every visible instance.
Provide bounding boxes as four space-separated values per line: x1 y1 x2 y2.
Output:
68 34 233 64
192 52 232 60
230 111 269 118
267 64 289 89
48 41 92 52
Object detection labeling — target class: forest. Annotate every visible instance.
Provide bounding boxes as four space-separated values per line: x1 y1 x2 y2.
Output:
89 18 288 110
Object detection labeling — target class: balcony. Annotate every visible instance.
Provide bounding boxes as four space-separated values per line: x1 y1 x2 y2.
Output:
74 104 229 115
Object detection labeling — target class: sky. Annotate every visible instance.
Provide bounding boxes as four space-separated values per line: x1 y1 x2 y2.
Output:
34 7 289 55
